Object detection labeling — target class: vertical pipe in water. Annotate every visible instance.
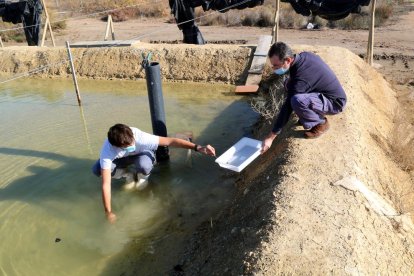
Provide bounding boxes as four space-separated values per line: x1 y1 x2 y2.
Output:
144 62 169 162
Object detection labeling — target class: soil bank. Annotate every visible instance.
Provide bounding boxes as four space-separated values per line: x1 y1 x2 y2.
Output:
172 45 414 275
0 43 252 84
1 44 413 274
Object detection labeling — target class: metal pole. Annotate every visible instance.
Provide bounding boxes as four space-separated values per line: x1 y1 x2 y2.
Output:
271 0 280 44
65 41 82 106
366 0 376 66
144 62 169 162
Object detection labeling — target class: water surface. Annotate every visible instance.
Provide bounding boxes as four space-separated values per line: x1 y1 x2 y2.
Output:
0 78 258 275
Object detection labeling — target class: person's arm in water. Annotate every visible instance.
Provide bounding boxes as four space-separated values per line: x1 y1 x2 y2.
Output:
101 168 116 223
158 137 216 156
102 136 215 223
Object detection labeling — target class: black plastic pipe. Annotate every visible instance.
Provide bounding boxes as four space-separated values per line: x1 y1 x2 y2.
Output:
144 62 170 162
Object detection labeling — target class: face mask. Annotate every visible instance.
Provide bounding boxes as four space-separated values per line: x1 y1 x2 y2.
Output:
274 67 289 75
124 145 136 153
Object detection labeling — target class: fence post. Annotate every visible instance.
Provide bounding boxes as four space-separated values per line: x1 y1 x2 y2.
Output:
40 0 56 47
104 14 116 41
366 0 376 66
271 0 280 44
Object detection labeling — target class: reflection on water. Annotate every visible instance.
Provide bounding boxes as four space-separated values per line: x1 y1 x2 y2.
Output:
0 78 258 275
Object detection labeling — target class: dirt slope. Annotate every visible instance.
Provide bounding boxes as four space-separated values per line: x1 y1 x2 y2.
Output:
0 44 251 84
175 46 414 275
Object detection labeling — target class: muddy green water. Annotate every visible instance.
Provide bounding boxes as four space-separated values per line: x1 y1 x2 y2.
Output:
0 78 258 275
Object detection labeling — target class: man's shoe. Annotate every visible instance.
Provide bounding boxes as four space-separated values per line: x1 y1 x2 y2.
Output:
135 173 150 191
123 172 136 190
113 168 128 179
304 118 330 139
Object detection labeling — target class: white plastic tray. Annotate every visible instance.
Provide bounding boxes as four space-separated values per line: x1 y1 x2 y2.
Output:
215 137 262 172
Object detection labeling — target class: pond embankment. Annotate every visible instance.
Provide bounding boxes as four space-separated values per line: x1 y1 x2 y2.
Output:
1 44 413 275
169 46 414 275
0 43 252 84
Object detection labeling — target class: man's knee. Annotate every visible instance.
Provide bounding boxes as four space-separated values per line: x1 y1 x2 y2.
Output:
138 161 153 175
290 94 307 110
135 152 155 175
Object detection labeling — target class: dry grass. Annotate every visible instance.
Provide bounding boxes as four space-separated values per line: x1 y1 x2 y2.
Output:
322 1 394 30
0 0 402 43
0 22 26 43
52 0 170 22
197 0 396 29
101 6 168 22
197 5 274 27
250 75 287 123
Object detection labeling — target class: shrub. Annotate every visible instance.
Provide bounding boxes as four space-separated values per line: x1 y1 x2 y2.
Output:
279 3 307 29
199 6 275 27
0 21 25 43
250 74 287 123
58 0 169 18
55 0 397 29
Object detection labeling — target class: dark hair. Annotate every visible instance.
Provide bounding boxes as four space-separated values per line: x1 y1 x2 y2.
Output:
268 42 294 60
107 123 134 147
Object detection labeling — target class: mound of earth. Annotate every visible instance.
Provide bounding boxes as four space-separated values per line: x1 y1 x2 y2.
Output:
173 45 414 275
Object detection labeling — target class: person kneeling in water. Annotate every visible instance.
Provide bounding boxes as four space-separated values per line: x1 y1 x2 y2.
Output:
92 123 215 223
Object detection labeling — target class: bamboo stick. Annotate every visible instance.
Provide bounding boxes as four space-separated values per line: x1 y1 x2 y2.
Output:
65 41 82 106
271 0 280 44
366 0 376 66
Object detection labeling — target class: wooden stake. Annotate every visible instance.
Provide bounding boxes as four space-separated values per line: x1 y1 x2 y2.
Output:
65 41 82 106
366 0 376 66
40 0 56 47
78 105 93 154
104 15 116 41
0 36 4 48
271 0 280 44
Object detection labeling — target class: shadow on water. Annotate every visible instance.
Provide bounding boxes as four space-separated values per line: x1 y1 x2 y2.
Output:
0 148 99 211
0 147 179 216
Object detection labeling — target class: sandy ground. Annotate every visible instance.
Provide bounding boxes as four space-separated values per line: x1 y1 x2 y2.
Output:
1 2 414 275
173 45 414 275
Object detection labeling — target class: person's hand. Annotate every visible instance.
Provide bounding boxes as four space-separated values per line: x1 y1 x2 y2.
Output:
198 145 216 157
261 133 277 154
106 211 117 224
